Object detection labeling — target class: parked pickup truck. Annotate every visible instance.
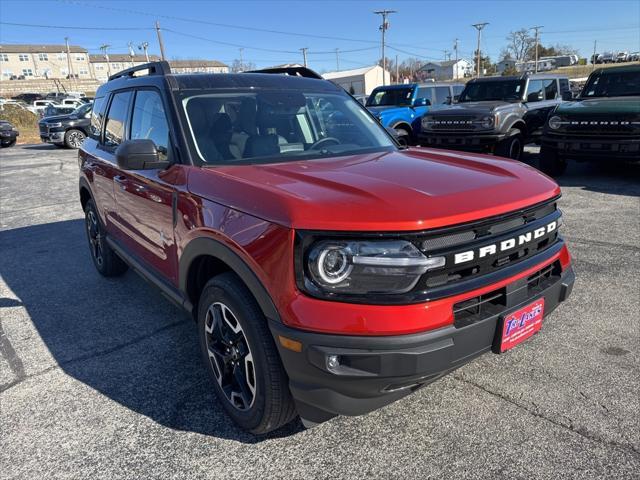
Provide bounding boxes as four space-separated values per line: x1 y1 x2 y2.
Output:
420 74 572 160
79 62 574 434
539 64 640 176
366 82 464 145
39 102 92 148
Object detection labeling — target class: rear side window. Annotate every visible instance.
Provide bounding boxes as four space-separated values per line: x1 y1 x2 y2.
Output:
543 79 558 100
559 78 570 93
526 80 544 101
130 90 170 160
434 86 451 104
89 96 106 140
416 87 434 104
104 91 132 148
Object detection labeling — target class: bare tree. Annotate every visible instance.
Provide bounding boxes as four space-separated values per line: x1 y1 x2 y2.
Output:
504 29 535 61
230 59 256 73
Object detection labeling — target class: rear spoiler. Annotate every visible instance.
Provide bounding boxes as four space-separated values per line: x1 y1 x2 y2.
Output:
244 67 323 80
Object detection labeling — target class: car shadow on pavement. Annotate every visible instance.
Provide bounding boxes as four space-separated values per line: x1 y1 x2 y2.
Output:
20 144 60 150
521 150 640 197
0 219 303 442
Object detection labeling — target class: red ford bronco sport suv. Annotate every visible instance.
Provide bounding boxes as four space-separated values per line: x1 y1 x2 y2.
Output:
79 62 575 434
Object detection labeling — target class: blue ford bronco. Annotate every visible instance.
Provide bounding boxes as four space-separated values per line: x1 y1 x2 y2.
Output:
366 82 465 145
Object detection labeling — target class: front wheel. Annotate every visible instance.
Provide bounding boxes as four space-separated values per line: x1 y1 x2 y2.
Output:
198 273 296 434
394 128 411 147
495 129 523 160
64 129 86 149
539 145 568 177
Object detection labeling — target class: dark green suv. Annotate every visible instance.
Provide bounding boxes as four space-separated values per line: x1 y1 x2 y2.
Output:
539 65 640 176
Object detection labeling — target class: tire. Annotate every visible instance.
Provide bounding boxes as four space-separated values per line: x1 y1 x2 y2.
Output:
539 145 568 177
64 128 86 149
394 127 411 147
495 128 524 160
84 199 128 277
1 139 16 148
197 272 296 434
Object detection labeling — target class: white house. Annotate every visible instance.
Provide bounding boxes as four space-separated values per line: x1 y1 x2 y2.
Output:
496 58 517 75
322 65 390 95
416 59 473 81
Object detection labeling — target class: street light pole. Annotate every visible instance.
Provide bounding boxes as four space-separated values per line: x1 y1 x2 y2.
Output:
138 42 150 62
155 21 166 61
471 22 489 78
454 38 459 79
531 25 543 73
300 47 308 67
100 44 111 78
374 9 396 86
64 36 75 88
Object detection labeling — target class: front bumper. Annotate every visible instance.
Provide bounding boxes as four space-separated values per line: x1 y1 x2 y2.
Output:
40 130 65 144
0 130 18 142
271 263 575 424
419 131 508 151
542 133 640 160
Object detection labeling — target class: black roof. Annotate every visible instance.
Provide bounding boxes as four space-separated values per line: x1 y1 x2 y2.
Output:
98 61 339 95
468 73 568 83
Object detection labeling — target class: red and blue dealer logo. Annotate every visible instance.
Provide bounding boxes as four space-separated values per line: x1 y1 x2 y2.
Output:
499 298 545 352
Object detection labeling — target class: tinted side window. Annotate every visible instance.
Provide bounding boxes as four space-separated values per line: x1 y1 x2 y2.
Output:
434 86 451 104
130 90 170 160
526 80 544 101
416 87 434 104
543 79 558 100
559 78 569 93
104 91 132 148
89 96 106 140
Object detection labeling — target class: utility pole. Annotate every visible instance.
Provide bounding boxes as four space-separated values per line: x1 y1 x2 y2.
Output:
138 42 150 62
300 47 308 67
239 47 244 71
454 38 459 79
100 44 111 78
374 9 396 86
155 21 166 61
335 48 340 71
531 25 543 73
127 42 135 67
471 22 489 78
64 36 75 88
443 50 450 61
592 40 597 71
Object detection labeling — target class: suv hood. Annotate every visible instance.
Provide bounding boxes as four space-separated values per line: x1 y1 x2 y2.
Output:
429 101 513 116
41 113 76 123
556 96 640 115
188 148 559 231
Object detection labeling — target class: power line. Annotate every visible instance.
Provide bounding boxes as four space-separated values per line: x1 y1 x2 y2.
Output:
0 21 151 31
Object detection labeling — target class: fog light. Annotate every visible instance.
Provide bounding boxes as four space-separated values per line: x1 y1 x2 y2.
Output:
327 355 340 370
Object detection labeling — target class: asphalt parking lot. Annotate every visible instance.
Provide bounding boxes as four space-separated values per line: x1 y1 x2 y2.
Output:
1 144 638 479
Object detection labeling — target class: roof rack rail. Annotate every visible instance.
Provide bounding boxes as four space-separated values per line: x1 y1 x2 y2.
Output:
108 61 171 81
244 66 323 80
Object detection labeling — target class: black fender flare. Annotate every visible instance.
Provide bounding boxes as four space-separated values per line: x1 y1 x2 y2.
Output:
179 237 282 323
390 121 412 134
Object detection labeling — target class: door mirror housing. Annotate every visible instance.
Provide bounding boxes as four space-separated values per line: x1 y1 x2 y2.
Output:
527 91 544 103
115 139 169 170
414 97 431 107
561 91 573 101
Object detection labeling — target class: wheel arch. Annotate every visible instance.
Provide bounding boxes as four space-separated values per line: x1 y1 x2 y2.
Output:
79 177 92 210
179 237 281 324
506 120 527 134
390 120 413 134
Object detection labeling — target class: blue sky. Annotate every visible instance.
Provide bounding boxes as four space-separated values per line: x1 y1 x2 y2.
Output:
0 0 638 71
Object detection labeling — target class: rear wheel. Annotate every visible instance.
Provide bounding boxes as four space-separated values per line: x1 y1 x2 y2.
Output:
495 128 523 160
539 145 568 177
198 273 296 434
64 129 86 149
84 199 128 277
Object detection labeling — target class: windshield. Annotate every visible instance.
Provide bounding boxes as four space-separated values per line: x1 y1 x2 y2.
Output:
182 89 396 165
72 103 92 116
581 70 640 98
366 88 414 107
458 80 525 102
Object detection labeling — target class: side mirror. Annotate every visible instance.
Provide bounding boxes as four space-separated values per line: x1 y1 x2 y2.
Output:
453 95 460 103
561 91 573 101
414 97 431 107
527 91 544 102
115 139 168 170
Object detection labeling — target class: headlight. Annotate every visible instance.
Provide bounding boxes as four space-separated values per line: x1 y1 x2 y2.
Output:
480 115 495 129
47 122 62 128
548 116 562 130
306 239 445 295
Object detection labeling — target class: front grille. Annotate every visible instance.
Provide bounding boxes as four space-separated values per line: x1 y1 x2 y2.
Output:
415 198 561 291
453 260 562 328
561 115 640 135
427 115 478 131
39 124 48 134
